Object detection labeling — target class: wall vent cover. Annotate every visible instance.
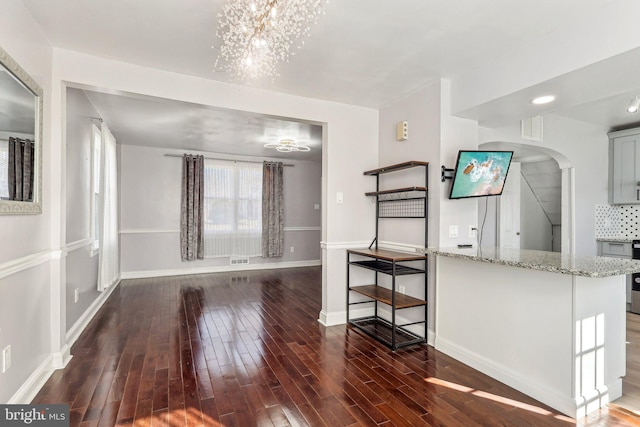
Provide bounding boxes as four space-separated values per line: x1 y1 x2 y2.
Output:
230 257 250 265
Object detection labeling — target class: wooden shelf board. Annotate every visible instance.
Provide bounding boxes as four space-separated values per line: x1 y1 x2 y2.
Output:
350 284 426 309
363 161 429 176
347 248 426 262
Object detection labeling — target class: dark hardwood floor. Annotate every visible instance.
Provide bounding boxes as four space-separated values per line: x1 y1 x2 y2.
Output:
32 267 640 426
611 312 640 416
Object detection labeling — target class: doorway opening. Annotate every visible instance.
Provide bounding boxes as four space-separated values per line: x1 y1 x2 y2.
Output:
477 141 573 254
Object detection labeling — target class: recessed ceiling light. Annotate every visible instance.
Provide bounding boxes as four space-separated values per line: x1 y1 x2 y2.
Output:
627 96 640 114
531 95 556 105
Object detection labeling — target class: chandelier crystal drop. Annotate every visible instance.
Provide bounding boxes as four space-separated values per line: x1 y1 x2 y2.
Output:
264 139 311 152
215 0 327 80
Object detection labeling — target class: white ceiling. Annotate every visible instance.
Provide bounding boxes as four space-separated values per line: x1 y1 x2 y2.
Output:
20 0 640 158
80 89 323 161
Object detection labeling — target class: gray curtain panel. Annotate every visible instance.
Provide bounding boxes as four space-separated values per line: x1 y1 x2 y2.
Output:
180 154 205 261
8 137 34 201
262 161 284 258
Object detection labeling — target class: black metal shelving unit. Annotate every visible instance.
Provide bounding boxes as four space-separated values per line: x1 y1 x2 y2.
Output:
346 161 429 351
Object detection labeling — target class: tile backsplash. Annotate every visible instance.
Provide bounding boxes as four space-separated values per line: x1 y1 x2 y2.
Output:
595 204 640 239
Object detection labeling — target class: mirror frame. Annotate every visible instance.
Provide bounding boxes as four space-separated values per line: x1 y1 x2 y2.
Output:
0 45 43 214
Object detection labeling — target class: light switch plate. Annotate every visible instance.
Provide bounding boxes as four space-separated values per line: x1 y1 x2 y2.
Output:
449 225 459 238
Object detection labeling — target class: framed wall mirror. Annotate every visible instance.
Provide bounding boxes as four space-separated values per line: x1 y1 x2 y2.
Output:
0 45 42 214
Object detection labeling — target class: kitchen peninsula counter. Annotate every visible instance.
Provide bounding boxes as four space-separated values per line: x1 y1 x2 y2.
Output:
423 246 640 419
423 246 640 277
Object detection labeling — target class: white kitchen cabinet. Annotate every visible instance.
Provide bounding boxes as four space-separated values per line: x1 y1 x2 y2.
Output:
609 128 640 204
597 239 632 307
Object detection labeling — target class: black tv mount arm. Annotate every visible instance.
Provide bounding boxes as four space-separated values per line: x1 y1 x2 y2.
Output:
441 165 454 182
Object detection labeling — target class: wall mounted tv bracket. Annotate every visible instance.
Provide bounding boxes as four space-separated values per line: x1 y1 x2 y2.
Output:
441 165 454 182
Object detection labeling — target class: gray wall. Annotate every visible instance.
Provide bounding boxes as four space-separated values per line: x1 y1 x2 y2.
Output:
119 144 321 276
65 88 101 331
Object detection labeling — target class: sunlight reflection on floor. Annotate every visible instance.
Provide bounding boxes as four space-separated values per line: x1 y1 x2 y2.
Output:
424 377 575 423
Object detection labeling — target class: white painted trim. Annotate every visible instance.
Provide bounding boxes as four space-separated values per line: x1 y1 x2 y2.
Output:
318 309 344 326
8 354 54 404
320 241 370 250
434 336 578 418
119 226 322 234
0 249 52 280
120 260 321 280
51 344 72 370
66 278 122 347
62 238 93 256
284 226 321 232
119 228 180 234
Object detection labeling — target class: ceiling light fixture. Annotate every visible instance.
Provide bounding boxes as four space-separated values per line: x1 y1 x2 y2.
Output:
264 139 310 153
627 96 640 113
531 95 556 105
215 0 327 81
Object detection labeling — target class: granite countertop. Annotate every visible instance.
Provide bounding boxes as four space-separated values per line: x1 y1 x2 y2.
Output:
420 246 640 278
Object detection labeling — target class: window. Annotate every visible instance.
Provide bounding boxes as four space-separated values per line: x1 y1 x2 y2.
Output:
203 160 262 257
90 124 102 255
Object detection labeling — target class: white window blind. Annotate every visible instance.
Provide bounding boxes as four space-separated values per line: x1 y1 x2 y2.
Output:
203 160 262 258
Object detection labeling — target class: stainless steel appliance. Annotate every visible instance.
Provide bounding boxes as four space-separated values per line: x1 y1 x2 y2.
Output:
632 240 640 314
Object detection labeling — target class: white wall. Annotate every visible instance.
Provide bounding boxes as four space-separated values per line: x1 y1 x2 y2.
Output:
520 174 553 251
377 79 480 343
481 115 609 255
119 144 322 276
0 0 55 404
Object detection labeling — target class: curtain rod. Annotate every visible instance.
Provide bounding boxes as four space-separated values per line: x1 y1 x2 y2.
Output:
164 153 294 167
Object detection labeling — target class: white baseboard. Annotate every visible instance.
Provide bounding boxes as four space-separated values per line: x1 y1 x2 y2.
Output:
66 278 121 347
435 336 578 418
318 309 345 326
51 345 72 370
120 259 321 280
8 355 55 404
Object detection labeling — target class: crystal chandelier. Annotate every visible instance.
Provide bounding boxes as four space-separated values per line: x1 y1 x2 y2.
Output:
215 0 327 80
264 139 310 152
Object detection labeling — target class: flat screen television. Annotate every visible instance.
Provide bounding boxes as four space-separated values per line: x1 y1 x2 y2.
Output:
449 150 514 199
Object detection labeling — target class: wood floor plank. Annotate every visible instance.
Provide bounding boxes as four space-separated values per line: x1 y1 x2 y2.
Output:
31 267 640 426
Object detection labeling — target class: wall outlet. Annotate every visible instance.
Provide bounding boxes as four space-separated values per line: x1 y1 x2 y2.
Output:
399 285 406 294
469 226 477 238
314 203 320 210
290 246 295 253
2 345 11 373
336 192 344 204
449 225 459 238
74 288 80 303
